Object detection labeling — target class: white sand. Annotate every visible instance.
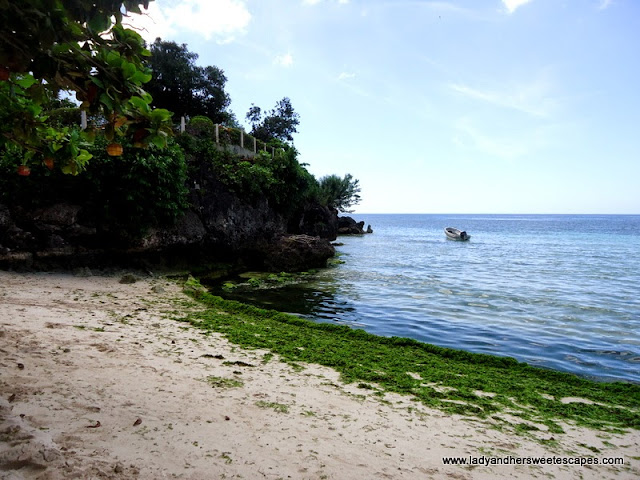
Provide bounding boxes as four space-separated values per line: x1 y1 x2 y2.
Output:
1 271 638 479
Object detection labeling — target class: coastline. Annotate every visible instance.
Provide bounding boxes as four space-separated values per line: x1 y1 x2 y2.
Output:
1 271 638 479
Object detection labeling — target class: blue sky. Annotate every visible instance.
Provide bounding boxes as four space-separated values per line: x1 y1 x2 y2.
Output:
128 0 639 214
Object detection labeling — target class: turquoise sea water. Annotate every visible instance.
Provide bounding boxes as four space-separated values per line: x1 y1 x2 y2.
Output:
214 214 640 383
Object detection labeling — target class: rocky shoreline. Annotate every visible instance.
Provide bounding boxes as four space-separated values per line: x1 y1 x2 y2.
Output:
0 198 370 273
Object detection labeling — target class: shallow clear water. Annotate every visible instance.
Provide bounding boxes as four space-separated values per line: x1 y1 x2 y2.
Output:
212 214 640 383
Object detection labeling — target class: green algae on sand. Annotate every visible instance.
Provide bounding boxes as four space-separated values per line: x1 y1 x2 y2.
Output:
180 277 640 434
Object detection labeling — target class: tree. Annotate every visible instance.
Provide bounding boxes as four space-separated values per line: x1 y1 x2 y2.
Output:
221 110 242 129
318 174 361 213
0 0 173 175
146 39 231 123
246 97 300 143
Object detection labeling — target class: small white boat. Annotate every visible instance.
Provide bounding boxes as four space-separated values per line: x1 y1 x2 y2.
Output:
444 227 471 241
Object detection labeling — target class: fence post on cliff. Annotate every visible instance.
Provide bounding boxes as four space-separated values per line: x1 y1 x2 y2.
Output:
215 124 219 144
240 130 244 149
180 116 185 133
80 110 87 130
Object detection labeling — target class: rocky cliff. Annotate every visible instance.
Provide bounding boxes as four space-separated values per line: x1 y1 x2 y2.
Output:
0 177 338 273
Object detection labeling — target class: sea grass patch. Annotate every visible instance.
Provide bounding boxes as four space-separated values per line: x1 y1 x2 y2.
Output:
181 277 640 433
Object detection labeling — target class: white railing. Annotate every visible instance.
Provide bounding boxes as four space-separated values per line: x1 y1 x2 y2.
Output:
180 116 282 157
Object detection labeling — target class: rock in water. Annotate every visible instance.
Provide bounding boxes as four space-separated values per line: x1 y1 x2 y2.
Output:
264 235 335 272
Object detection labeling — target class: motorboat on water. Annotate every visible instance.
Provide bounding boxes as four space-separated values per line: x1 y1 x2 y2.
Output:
444 227 470 241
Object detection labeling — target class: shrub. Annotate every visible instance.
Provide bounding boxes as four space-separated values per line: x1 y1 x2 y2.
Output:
0 135 189 238
218 153 277 201
82 137 189 235
228 127 241 146
268 148 319 214
186 115 215 138
177 132 318 217
317 173 361 213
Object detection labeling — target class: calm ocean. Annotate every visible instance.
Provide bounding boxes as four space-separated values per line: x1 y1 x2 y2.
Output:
213 214 640 383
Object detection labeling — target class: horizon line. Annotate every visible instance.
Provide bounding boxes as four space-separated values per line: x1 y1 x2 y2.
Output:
350 212 640 216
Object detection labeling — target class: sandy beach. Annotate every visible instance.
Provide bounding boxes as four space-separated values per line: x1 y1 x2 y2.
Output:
1 270 638 479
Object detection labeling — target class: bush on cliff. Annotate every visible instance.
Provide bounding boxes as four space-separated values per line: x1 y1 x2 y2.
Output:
81 137 189 236
317 173 361 213
0 135 189 238
177 133 318 217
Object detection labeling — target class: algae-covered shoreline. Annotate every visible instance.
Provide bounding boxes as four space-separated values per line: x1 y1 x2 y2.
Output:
2 270 639 479
182 276 640 435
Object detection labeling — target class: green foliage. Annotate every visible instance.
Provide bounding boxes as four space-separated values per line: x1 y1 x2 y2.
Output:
0 135 189 237
218 152 277 201
38 96 81 129
0 76 93 174
108 92 175 154
146 39 231 122
187 116 215 137
220 110 242 129
0 1 171 173
246 97 300 143
267 148 319 214
243 132 257 151
227 128 241 146
0 1 365 217
318 174 361 213
81 137 188 235
178 133 318 216
1 1 151 74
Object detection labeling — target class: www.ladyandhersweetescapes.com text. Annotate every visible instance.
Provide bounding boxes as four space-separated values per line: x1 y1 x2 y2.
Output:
442 455 625 466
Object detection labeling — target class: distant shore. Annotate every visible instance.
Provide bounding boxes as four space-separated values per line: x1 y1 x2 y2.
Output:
1 270 638 479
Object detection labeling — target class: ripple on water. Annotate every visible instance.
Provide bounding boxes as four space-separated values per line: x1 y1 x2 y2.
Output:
210 214 640 382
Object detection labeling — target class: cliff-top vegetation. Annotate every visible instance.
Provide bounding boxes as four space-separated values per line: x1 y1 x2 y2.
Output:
1 0 361 238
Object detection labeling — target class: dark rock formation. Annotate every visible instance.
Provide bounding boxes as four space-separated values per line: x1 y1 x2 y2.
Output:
34 203 81 227
0 204 13 229
136 211 207 251
0 182 337 272
263 234 335 272
295 203 338 241
337 216 373 235
189 177 287 252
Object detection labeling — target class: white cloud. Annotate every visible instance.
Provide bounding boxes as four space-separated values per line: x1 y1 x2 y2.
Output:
274 53 294 67
338 72 356 80
302 0 349 5
449 75 558 118
502 0 534 14
124 0 251 43
123 3 176 42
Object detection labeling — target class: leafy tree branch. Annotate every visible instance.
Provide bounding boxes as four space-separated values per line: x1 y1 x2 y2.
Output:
0 0 172 175
246 97 300 143
146 39 232 123
318 174 362 213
